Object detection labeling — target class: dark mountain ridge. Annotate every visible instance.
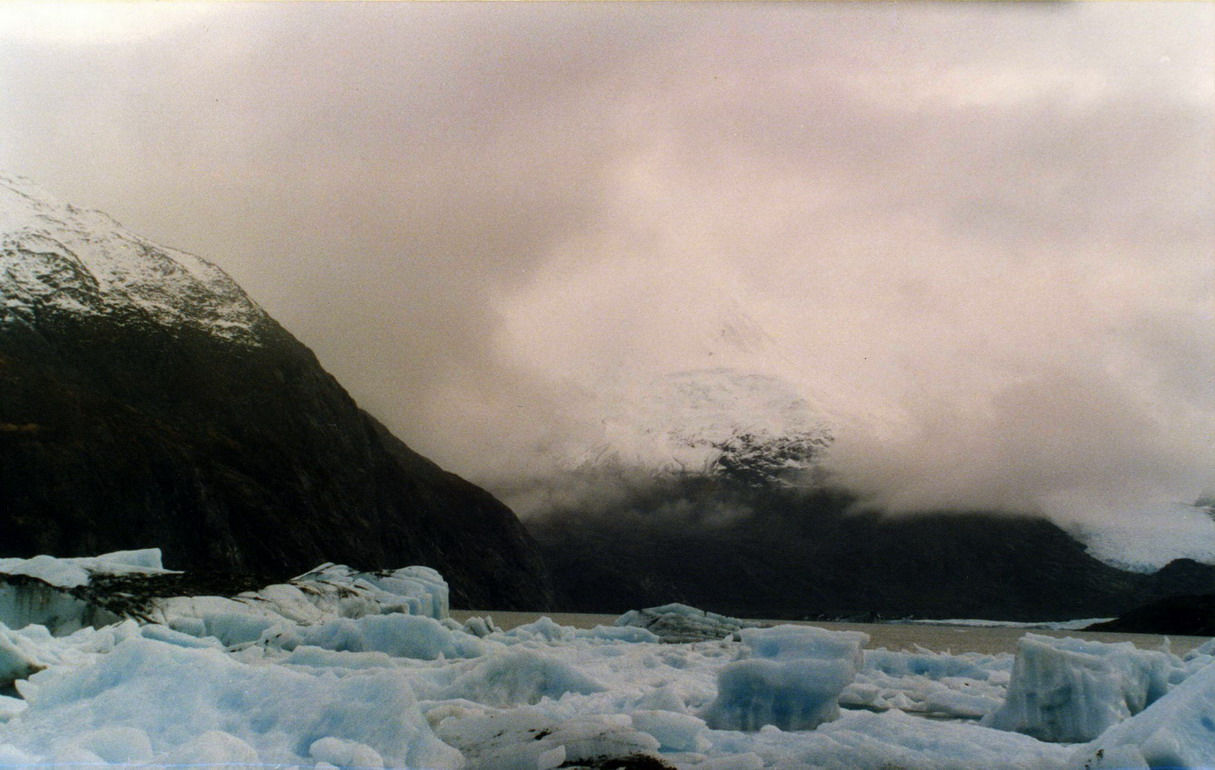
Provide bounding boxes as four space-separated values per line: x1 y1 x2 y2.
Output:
0 174 556 610
528 473 1215 622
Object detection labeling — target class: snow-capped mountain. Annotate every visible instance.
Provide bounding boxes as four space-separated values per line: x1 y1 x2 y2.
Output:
0 174 266 344
589 367 834 486
533 296 847 491
0 174 555 610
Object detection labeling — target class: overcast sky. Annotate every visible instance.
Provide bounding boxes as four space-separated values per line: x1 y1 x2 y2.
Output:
1 2 1212 533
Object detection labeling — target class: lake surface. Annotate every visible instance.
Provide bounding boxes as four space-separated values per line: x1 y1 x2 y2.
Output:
450 610 1210 656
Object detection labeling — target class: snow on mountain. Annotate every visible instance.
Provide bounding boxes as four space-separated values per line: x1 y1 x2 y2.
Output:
587 367 834 485
542 299 846 489
1064 501 1215 574
0 173 266 344
529 298 1215 573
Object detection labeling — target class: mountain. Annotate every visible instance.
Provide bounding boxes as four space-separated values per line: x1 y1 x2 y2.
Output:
0 173 556 610
583 366 833 486
516 316 1215 622
528 474 1215 623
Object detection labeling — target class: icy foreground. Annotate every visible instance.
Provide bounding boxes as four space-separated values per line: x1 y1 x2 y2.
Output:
0 553 1213 768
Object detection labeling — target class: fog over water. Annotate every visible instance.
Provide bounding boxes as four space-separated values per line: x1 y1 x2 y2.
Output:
1 3 1212 550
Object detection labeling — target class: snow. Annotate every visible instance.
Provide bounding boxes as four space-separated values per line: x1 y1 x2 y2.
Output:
0 551 1212 768
1065 501 1215 574
0 173 266 345
569 367 836 488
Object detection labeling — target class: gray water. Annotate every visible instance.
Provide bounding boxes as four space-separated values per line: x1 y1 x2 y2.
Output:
449 610 1210 656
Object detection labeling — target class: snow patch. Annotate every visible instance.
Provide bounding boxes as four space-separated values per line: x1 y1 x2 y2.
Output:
0 173 267 345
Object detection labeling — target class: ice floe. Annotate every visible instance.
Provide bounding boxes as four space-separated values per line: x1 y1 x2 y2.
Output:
0 550 1211 768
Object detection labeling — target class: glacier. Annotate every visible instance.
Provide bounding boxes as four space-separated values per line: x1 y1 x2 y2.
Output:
0 551 1212 769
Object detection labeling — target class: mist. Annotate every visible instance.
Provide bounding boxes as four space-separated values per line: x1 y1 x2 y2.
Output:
1 2 1211 537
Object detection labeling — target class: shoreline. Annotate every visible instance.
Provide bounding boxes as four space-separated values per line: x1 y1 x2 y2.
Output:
449 610 1211 656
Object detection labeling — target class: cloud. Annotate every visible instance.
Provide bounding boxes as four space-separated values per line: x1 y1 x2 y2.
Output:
0 3 1210 532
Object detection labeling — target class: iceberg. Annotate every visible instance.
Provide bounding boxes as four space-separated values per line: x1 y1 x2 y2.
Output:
984 633 1181 742
1069 660 1215 769
702 625 870 731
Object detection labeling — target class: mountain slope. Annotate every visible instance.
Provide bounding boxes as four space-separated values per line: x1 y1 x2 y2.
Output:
528 476 1215 622
0 174 555 610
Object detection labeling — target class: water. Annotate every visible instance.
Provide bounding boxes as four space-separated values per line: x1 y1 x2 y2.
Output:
449 610 1210 655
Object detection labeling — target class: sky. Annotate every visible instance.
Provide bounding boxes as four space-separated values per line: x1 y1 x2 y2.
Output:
1 2 1212 541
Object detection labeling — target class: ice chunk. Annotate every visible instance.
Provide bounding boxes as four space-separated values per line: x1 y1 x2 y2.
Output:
697 753 765 770
740 625 869 664
984 633 1180 743
462 615 503 638
631 709 711 752
197 610 280 647
0 695 28 722
437 711 661 770
0 555 89 589
0 578 122 635
1069 660 1215 770
433 707 556 770
0 626 44 689
309 736 386 769
0 637 462 768
67 726 153 764
0 549 170 590
0 744 39 764
0 553 452 640
863 647 1004 680
146 563 454 647
441 648 605 706
493 616 576 644
615 603 762 643
777 708 1071 770
702 657 861 732
579 625 662 644
282 613 485 660
702 625 869 732
137 624 223 650
1184 637 1215 660
534 713 661 768
290 563 449 620
281 646 399 671
843 648 1012 719
157 730 259 769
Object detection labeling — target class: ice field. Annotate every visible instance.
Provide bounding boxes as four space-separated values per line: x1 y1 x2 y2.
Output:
0 551 1212 769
